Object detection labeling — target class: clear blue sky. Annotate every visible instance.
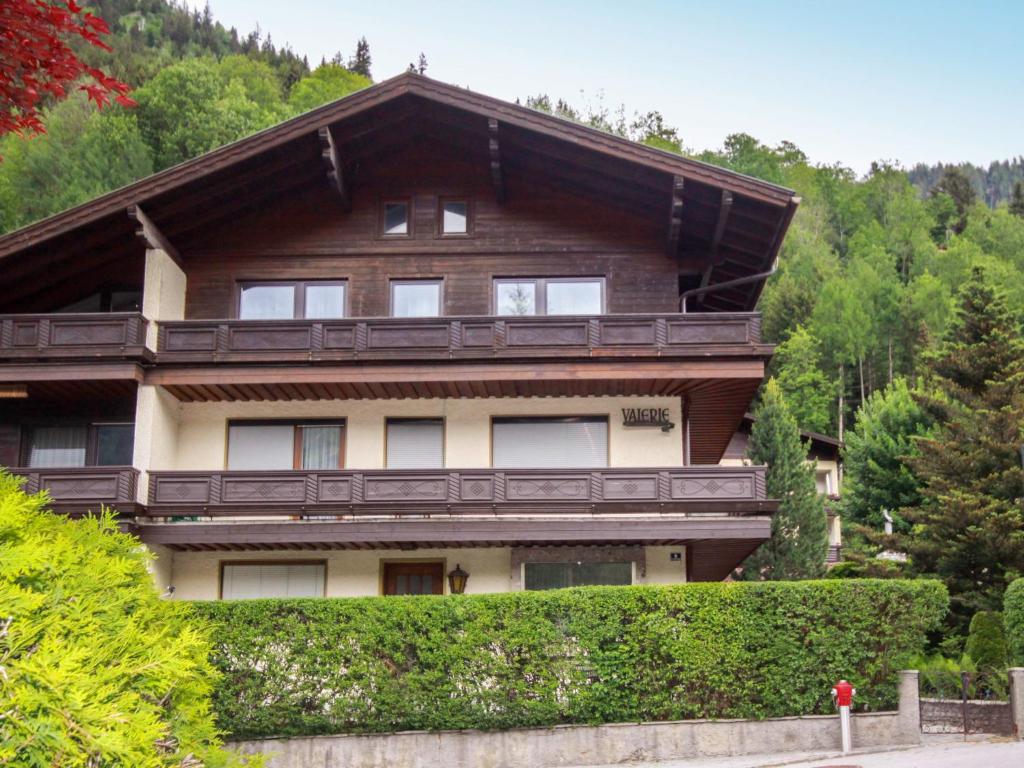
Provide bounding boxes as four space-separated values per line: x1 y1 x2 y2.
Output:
187 0 1022 174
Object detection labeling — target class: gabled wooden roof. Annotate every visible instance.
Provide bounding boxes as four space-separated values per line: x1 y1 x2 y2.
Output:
0 72 798 312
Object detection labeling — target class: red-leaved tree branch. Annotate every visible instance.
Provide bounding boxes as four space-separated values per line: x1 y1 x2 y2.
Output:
0 0 134 138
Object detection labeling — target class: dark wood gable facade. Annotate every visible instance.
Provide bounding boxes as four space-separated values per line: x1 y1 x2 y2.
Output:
0 73 799 591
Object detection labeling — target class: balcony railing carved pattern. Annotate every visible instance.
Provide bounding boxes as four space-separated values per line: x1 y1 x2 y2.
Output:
145 466 768 515
156 313 762 363
0 313 148 360
11 467 139 512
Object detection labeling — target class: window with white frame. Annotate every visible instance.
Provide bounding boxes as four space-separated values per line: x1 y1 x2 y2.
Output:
494 277 604 316
390 280 442 318
237 281 346 320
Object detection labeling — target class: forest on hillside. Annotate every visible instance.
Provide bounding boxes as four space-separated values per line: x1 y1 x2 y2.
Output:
5 0 1024 449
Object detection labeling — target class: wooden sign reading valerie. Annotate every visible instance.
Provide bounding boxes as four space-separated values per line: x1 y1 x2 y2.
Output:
621 408 675 431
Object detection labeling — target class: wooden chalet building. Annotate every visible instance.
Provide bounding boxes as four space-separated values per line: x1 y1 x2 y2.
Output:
0 73 801 599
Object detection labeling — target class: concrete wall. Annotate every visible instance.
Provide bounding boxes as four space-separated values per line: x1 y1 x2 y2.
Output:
132 384 182 501
231 672 922 768
169 544 687 600
170 396 683 471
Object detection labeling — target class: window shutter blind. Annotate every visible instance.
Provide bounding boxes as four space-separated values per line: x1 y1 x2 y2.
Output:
386 420 444 468
492 418 608 468
227 425 294 470
221 563 325 599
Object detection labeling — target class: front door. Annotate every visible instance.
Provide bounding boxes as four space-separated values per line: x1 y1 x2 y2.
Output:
383 561 444 596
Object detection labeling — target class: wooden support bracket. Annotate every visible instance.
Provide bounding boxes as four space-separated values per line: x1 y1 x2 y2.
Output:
666 175 685 256
127 204 181 266
318 126 352 212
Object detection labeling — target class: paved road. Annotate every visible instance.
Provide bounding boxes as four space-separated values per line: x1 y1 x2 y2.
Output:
570 737 1024 768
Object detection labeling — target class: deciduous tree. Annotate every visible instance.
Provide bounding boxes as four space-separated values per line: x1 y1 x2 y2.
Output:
0 0 133 139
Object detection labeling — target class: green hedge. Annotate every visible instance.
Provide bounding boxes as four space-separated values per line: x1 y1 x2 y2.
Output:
193 580 947 739
1007 578 1024 666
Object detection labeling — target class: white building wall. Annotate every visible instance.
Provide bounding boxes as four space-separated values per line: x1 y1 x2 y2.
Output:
169 544 687 601
170 395 683 471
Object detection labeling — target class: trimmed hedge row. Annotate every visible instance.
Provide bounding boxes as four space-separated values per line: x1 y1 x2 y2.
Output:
193 579 947 739
1007 578 1024 666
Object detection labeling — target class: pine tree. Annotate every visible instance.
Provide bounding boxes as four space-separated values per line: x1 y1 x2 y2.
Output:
1010 181 1024 218
902 268 1024 633
736 378 828 580
930 166 977 234
841 378 932 533
348 36 371 79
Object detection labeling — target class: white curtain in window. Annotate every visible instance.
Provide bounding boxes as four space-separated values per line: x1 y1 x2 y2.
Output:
546 281 602 315
392 283 440 318
222 563 325 599
304 284 345 319
28 426 87 467
239 285 295 319
386 420 444 468
492 419 608 468
301 426 342 469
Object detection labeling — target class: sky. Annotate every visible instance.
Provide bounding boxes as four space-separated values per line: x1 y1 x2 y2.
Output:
186 0 1023 175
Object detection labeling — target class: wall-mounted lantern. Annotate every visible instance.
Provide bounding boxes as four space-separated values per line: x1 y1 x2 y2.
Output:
447 563 469 595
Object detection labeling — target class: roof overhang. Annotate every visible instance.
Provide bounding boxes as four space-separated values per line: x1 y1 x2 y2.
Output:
0 72 798 313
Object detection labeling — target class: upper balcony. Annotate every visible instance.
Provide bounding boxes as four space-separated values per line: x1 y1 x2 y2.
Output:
0 313 150 363
155 312 764 365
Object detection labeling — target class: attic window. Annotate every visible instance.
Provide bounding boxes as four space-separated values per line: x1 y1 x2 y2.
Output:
441 200 468 235
383 201 409 236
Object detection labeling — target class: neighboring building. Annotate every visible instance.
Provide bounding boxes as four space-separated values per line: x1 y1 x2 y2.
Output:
0 73 799 599
722 415 843 563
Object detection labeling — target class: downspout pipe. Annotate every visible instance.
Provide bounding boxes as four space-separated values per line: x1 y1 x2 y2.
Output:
679 262 778 313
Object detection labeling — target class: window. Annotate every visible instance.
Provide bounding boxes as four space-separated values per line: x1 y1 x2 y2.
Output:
95 424 135 466
815 469 835 496
382 201 409 235
221 562 325 599
390 280 442 318
492 417 608 468
238 281 347 320
440 200 468 235
382 562 444 596
524 562 632 591
58 288 142 313
28 426 87 468
226 421 344 470
493 278 604 316
386 418 444 469
26 423 135 468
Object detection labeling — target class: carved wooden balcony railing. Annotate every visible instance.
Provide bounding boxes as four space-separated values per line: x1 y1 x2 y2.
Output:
0 313 150 361
143 466 770 517
11 466 139 515
156 313 763 364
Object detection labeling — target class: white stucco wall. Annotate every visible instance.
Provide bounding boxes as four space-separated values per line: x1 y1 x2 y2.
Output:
170 396 684 471
141 248 186 350
168 544 687 601
132 384 182 501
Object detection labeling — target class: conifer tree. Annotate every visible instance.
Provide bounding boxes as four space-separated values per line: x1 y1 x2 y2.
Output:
348 36 372 79
1010 181 1024 219
736 378 828 580
902 268 1024 632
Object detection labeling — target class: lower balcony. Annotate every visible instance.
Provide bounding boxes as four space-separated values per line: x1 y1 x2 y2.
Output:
136 467 773 580
144 466 770 516
11 466 140 516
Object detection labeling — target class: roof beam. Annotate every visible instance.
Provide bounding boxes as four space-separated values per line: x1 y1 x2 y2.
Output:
488 118 506 204
317 127 351 212
710 190 733 263
667 175 684 256
127 205 180 265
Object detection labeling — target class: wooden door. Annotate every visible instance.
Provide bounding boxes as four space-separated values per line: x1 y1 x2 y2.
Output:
383 562 444 596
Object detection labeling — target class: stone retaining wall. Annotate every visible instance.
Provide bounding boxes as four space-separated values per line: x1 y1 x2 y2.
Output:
230 671 922 768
